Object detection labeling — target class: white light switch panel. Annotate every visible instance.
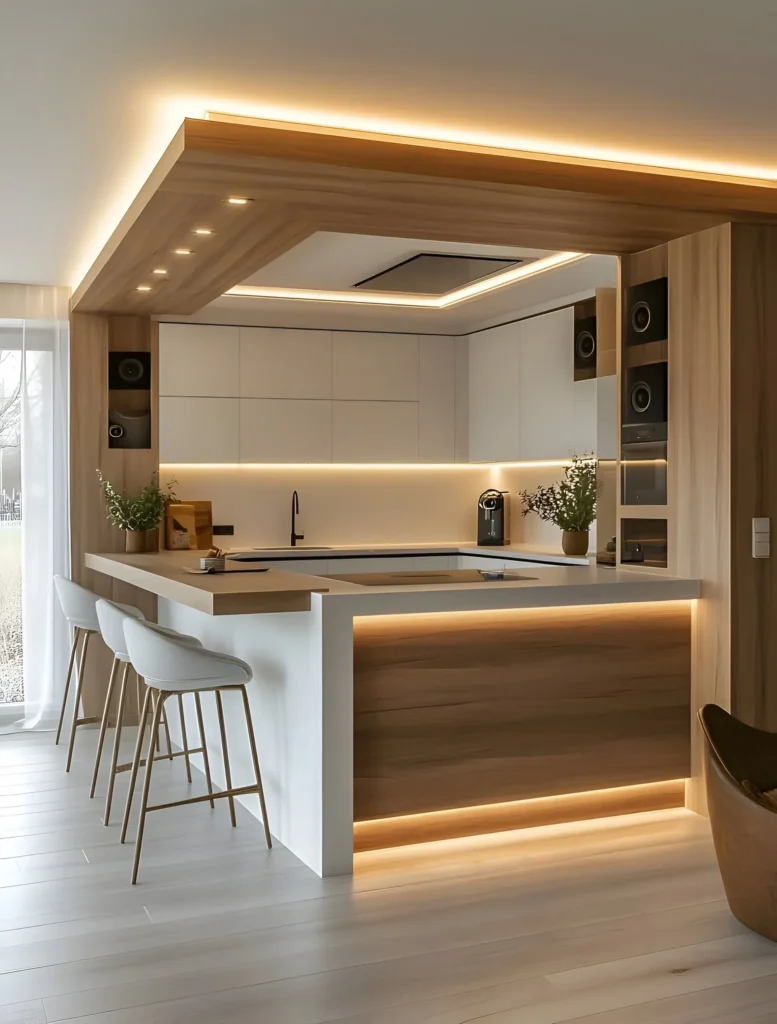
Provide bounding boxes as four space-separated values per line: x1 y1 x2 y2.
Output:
752 517 771 558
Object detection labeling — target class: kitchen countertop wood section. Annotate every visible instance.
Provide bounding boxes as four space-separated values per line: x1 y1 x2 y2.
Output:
84 551 331 615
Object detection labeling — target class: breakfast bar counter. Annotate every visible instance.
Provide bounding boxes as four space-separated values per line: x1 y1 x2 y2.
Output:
87 550 700 877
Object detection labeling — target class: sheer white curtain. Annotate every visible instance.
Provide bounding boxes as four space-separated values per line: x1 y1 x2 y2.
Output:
0 285 70 731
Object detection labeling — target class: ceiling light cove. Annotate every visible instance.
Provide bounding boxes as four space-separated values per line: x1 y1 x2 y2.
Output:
225 251 586 308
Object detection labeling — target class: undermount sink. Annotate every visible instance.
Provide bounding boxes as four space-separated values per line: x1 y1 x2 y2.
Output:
227 547 332 560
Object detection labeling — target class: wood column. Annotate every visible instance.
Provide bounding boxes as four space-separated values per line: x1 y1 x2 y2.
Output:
729 224 777 728
69 312 159 716
619 222 777 808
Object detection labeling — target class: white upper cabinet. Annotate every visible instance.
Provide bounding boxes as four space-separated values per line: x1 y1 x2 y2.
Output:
159 397 239 463
418 336 455 463
518 308 576 461
468 324 521 463
158 324 239 397
158 325 454 464
333 333 419 401
333 401 419 463
467 307 606 462
240 399 333 463
239 327 333 399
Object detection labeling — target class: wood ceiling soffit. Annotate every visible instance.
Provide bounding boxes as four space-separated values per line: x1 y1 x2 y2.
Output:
181 117 777 217
72 116 777 316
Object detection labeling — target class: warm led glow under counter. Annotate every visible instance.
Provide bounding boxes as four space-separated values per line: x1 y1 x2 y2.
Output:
354 779 687 852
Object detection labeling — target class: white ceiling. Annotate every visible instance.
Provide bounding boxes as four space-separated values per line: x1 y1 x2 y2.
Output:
4 0 776 288
166 234 617 334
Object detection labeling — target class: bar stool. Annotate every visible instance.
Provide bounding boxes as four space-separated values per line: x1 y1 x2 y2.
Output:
91 599 208 825
120 618 272 884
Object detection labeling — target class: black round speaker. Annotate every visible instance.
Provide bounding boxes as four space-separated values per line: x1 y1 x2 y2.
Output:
630 380 653 416
631 301 652 334
117 357 145 385
575 330 596 361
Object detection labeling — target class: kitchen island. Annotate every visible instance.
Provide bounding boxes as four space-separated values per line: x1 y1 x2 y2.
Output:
86 550 699 877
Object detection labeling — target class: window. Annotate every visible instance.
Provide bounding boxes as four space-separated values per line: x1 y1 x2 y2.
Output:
0 340 22 703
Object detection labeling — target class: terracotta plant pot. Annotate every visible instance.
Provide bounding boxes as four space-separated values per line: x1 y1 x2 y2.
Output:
125 530 146 554
562 530 590 557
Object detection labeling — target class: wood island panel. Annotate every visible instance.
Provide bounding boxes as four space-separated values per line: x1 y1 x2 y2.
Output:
353 601 691 822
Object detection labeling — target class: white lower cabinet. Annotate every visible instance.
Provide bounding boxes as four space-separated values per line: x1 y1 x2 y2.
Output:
412 556 456 570
457 555 506 571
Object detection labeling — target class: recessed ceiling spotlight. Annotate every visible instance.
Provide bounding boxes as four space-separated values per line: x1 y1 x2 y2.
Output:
152 267 168 275
173 248 193 256
136 284 152 292
226 196 252 205
193 227 214 235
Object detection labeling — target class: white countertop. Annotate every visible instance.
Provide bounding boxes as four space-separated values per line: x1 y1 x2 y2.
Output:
230 541 589 566
316 564 700 614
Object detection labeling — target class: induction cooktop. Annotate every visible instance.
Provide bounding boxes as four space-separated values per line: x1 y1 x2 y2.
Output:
322 569 537 587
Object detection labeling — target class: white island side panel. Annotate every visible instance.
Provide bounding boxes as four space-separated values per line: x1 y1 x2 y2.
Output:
158 596 344 876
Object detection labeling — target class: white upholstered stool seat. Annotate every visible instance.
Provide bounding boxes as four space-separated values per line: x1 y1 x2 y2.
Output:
52 575 138 771
92 599 206 825
120 618 271 884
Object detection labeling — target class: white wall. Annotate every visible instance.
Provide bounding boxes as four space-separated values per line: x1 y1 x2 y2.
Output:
159 324 458 465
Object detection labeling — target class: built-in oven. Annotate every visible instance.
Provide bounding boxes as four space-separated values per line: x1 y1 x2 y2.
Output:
621 439 667 506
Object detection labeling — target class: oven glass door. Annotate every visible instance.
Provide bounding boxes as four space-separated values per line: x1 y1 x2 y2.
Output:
621 441 667 506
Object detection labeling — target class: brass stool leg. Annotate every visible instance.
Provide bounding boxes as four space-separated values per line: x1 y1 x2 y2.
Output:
89 657 120 798
161 705 173 761
216 690 236 827
65 630 92 773
120 684 151 844
194 692 215 808
240 685 272 849
104 663 131 825
178 693 192 783
55 628 80 745
131 690 166 884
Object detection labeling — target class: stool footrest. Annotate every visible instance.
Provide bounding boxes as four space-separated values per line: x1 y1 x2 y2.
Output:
147 784 260 813
115 747 204 774
75 716 100 727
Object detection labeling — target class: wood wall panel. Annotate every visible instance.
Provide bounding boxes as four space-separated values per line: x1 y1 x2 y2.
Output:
730 224 777 728
667 225 732 810
69 312 159 717
353 603 691 821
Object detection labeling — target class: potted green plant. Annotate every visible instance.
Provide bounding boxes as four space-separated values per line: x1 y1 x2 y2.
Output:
97 471 172 554
518 454 597 557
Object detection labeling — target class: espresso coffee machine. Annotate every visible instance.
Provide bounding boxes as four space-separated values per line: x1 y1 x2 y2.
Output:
477 489 511 546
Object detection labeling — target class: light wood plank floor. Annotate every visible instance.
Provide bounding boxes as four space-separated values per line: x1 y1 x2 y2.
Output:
1 729 776 1023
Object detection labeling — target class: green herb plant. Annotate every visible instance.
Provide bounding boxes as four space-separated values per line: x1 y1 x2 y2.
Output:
97 471 176 533
518 454 597 532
